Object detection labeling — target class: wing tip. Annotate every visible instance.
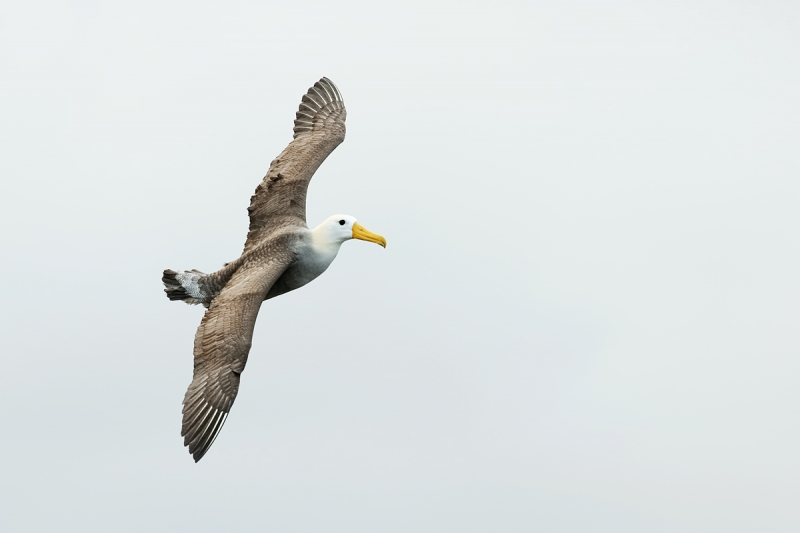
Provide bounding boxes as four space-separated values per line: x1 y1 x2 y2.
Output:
182 385 231 463
187 411 229 462
292 76 346 139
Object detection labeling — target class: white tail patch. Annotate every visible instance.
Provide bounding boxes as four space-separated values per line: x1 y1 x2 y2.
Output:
175 271 204 299
162 268 210 306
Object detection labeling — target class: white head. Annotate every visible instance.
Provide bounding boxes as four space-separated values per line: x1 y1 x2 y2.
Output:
312 214 387 248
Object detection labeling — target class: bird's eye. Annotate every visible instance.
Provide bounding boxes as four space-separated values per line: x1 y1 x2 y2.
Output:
339 219 345 225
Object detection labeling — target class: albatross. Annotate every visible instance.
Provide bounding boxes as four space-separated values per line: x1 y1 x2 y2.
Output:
162 77 386 462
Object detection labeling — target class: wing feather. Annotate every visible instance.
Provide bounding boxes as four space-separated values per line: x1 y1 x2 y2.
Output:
243 77 346 253
180 250 292 462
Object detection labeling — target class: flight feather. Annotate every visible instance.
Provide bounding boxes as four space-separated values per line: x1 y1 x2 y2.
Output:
180 253 292 462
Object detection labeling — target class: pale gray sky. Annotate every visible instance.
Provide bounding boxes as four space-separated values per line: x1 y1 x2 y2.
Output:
1 1 799 531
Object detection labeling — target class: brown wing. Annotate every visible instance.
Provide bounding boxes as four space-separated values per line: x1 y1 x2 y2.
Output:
181 252 291 462
244 77 347 253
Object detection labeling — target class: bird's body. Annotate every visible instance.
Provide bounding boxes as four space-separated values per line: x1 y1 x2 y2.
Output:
162 78 386 462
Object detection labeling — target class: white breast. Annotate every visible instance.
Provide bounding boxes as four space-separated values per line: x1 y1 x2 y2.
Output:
293 233 342 286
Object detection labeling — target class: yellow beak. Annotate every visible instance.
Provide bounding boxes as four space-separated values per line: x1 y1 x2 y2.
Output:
351 222 387 248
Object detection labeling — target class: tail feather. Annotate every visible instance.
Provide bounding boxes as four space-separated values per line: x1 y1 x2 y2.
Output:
163 269 211 306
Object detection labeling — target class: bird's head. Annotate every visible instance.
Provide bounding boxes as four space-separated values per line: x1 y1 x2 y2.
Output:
315 214 387 248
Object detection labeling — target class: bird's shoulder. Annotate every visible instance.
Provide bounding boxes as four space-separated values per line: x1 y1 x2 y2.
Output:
238 224 308 266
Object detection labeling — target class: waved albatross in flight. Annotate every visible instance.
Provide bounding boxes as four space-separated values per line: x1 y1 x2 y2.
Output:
162 77 386 462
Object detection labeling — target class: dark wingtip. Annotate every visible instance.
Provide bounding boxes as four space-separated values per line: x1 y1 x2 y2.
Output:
292 76 345 139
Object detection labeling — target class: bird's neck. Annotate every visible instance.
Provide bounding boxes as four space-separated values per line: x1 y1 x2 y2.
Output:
308 225 344 264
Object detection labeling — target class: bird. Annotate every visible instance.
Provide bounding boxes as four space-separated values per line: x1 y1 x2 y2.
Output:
162 77 386 462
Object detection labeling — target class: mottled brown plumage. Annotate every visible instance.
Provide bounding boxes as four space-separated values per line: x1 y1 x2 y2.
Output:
180 245 294 461
244 79 346 253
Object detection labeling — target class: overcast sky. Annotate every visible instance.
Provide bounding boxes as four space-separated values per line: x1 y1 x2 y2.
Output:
1 1 799 531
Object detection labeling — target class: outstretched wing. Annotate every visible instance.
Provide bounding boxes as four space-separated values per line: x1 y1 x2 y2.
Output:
181 252 291 462
243 77 347 253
